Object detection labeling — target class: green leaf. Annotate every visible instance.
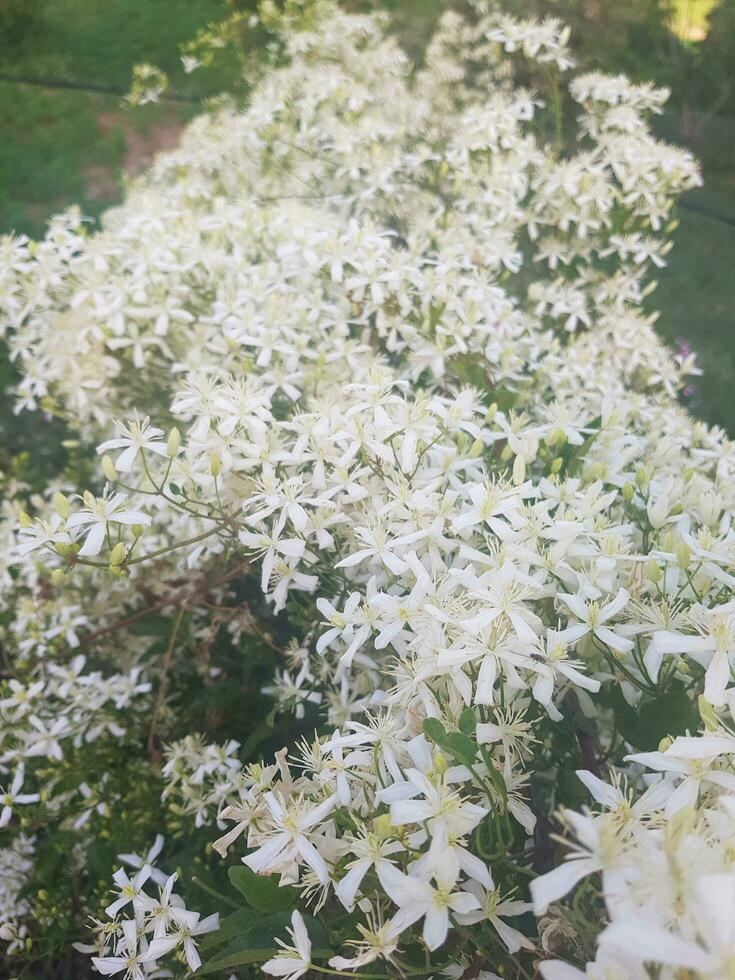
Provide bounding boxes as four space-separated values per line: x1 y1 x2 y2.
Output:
446 731 477 766
604 683 698 751
422 717 449 748
458 707 477 735
199 911 331 976
127 613 173 637
228 866 298 913
199 945 279 974
199 908 254 951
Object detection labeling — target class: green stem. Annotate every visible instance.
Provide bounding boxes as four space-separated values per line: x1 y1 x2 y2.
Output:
190 875 240 910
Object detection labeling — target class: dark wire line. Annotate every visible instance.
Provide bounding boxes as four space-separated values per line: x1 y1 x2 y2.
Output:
0 71 208 103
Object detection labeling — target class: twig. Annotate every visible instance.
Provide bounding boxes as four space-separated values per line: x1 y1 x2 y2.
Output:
147 603 188 761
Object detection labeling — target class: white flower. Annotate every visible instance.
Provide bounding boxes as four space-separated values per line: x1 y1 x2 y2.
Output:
98 415 168 472
242 792 337 885
0 766 39 828
105 866 153 923
378 863 480 950
263 911 312 980
67 491 150 557
557 589 633 654
91 919 148 979
601 873 735 977
146 909 219 972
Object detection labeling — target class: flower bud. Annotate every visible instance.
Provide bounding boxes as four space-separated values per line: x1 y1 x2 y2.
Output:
83 490 95 509
101 455 118 482
18 511 33 528
433 750 449 775
645 559 661 583
210 455 221 477
372 813 393 840
658 735 673 752
469 438 484 458
50 568 67 587
622 482 635 503
485 403 498 423
667 804 696 846
167 427 181 458
550 456 563 474
698 695 719 732
675 542 691 569
53 492 72 519
109 542 126 566
635 467 648 488
132 524 145 538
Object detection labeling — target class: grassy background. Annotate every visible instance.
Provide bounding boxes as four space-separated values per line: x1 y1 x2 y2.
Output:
0 0 733 433
0 0 230 234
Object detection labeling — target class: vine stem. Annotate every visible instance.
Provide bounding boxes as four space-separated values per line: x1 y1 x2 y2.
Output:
189 875 241 910
77 562 249 646
310 966 388 979
148 603 187 759
74 522 227 569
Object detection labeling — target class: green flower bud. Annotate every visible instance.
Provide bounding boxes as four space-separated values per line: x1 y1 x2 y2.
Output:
658 735 673 752
210 455 221 477
50 568 67 587
18 511 33 528
675 542 691 569
645 559 661 583
667 804 696 845
372 813 393 839
469 438 484 458
53 492 72 519
433 750 449 775
622 482 635 502
109 542 126 566
635 467 648 488
485 403 498 423
132 524 145 538
698 695 719 732
101 455 118 482
550 456 563 474
167 427 181 458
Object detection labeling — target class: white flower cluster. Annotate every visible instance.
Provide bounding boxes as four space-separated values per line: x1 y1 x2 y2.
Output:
0 834 35 954
0 1 732 976
78 838 218 978
0 656 151 767
534 724 735 978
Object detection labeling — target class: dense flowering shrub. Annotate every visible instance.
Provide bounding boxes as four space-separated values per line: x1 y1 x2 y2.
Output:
1 1 734 977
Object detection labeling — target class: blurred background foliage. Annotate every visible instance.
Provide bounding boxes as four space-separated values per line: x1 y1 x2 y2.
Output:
0 0 733 478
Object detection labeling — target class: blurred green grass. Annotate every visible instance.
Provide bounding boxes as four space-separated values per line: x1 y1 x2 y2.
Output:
0 0 733 436
654 179 735 433
0 0 234 237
